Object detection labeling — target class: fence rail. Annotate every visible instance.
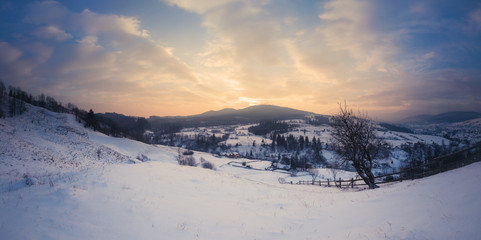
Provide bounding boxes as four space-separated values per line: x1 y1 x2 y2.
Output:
280 143 481 189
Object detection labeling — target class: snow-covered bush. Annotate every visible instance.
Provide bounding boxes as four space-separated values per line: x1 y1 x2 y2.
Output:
178 155 197 167
185 156 197 166
136 154 151 162
23 174 39 186
200 157 216 170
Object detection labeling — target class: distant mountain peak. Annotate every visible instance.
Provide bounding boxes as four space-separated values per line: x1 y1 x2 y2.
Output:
194 105 312 118
148 104 327 128
199 108 237 117
240 104 310 113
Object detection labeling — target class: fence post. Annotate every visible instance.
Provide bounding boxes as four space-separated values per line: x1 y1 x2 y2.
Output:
339 178 342 188
319 180 322 186
351 178 354 188
327 179 330 187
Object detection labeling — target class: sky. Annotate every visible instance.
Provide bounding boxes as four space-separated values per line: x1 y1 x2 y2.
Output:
1 0 480 121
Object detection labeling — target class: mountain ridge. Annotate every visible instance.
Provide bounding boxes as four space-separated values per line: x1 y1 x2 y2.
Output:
150 105 316 119
98 104 481 131
147 104 326 129
402 111 481 124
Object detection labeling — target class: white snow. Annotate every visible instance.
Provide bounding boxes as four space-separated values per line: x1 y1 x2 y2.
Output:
1 158 481 239
0 106 130 191
1 106 480 239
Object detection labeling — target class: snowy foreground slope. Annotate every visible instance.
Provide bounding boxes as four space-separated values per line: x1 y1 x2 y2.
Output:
1 159 481 240
1 107 481 239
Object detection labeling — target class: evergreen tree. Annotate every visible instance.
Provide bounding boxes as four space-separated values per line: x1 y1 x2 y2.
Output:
271 134 277 150
86 109 100 131
0 80 5 118
311 136 317 150
299 136 305 150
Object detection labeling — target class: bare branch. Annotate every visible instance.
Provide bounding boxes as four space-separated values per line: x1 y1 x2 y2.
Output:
330 102 387 189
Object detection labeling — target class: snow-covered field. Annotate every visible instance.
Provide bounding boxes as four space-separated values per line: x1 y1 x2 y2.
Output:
1 106 481 239
180 121 449 149
171 121 452 172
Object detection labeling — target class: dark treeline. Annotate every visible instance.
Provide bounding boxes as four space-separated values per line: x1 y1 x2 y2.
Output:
0 81 70 118
96 112 151 141
269 133 327 169
268 133 321 152
150 132 230 153
0 80 149 141
379 123 413 134
397 141 481 178
247 120 292 135
152 122 183 135
307 115 330 126
400 141 455 168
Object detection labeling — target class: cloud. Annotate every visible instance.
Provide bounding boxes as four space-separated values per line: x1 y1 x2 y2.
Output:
196 0 285 66
159 0 481 118
164 0 242 14
468 8 481 32
2 0 480 118
0 42 40 85
0 1 203 116
26 2 151 41
286 0 481 117
0 42 22 62
77 9 151 39
317 0 399 73
169 0 298 106
32 25 72 42
357 68 481 119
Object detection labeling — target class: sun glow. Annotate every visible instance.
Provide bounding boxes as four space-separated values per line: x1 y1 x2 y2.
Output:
235 97 262 106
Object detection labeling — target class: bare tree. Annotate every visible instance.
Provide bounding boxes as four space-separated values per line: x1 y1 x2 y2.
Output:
176 148 183 164
307 168 320 181
327 160 341 187
330 103 388 189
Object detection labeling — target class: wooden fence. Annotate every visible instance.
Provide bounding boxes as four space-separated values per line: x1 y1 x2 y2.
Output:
280 143 481 189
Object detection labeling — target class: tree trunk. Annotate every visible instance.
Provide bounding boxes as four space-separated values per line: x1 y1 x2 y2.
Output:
365 169 379 189
355 168 379 189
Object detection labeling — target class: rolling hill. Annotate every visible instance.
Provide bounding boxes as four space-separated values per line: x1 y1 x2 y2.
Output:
148 105 328 129
402 111 481 124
